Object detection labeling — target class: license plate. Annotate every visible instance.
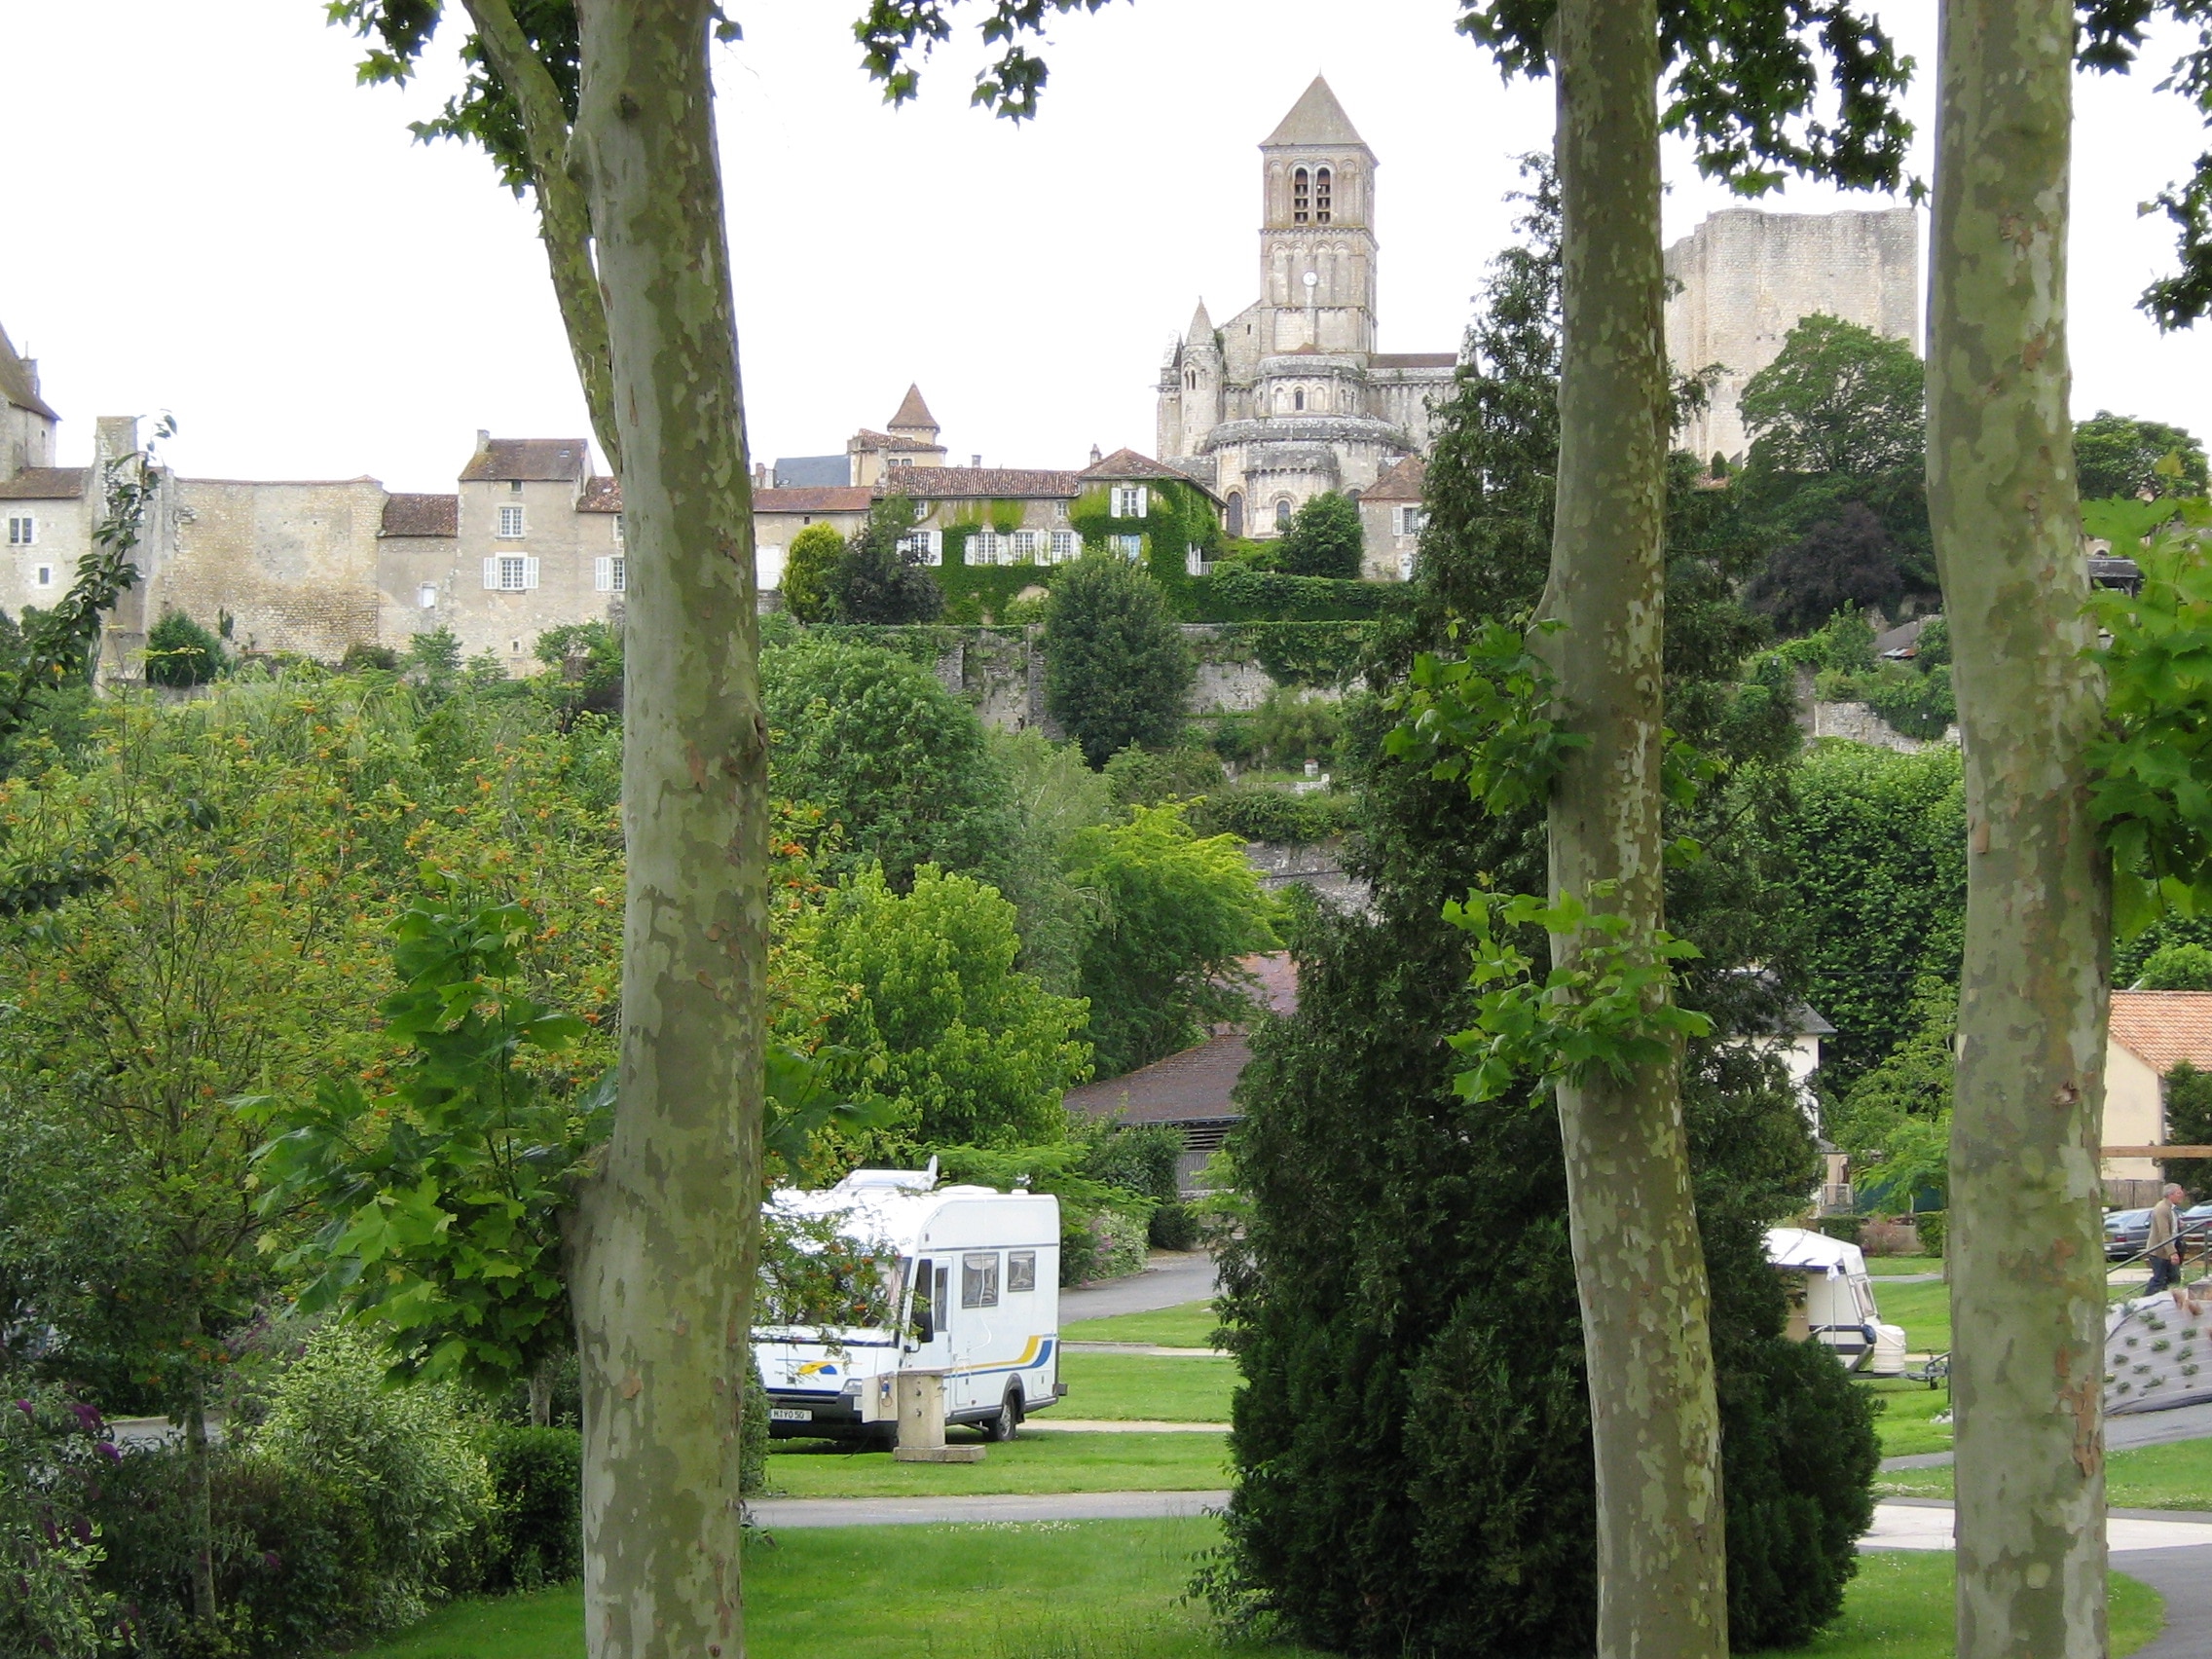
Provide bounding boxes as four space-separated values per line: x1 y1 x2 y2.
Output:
770 1408 813 1421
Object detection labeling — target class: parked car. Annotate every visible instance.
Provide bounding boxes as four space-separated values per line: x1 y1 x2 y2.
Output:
2108 1208 2153 1261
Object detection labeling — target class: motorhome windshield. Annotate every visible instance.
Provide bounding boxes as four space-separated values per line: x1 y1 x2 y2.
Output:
756 1209 902 1332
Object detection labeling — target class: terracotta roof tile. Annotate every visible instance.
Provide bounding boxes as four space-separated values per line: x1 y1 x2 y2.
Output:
458 438 591 483
2110 991 2212 1075
1076 449 1222 501
757 486 875 514
888 384 939 432
880 467 1083 499
849 428 946 455
577 477 622 513
380 493 459 537
0 467 87 500
1364 454 1426 503
1370 352 1458 370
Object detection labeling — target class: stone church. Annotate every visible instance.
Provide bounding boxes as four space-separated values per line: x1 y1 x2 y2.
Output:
1155 78 1457 549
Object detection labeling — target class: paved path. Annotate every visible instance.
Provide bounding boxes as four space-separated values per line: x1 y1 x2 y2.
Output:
1864 1497 2212 1553
1060 1252 1217 1323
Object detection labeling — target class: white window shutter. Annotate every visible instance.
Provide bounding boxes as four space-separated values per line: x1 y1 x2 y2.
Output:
594 556 612 592
523 556 541 590
927 530 943 567
482 556 498 590
1134 486 1149 517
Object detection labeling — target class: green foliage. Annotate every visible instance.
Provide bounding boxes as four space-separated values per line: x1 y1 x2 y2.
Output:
1187 785 1352 847
1913 1210 1948 1257
1183 568 1384 622
795 866 1090 1150
1273 492 1363 579
1385 618 1587 815
2140 941 2212 990
1061 803 1279 1077
829 495 944 624
1739 315 1925 480
1043 554 1195 766
1827 989 1954 1211
245 890 603 1396
1085 1122 1197 1248
479 1425 581 1592
782 522 846 623
530 619 622 721
1248 685 1343 769
143 609 226 688
1101 743 1225 808
2076 410 2210 502
760 635 1014 888
2163 1062 2212 1196
0 1383 120 1659
988 728 1114 997
1217 620 1376 685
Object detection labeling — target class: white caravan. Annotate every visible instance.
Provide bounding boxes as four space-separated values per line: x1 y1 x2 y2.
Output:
752 1164 1064 1442
1766 1227 1910 1377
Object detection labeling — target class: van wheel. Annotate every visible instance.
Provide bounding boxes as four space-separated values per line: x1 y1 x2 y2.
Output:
984 1389 1021 1442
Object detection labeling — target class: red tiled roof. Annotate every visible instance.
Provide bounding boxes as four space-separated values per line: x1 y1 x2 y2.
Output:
458 438 591 482
849 428 946 455
1370 352 1457 370
758 486 875 514
380 493 459 537
888 384 939 432
879 467 1083 499
1364 453 1426 503
578 477 622 513
1064 1032 1254 1126
2111 992 2212 1075
0 467 87 499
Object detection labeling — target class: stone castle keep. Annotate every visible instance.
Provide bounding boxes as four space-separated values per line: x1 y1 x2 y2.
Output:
0 85 1921 676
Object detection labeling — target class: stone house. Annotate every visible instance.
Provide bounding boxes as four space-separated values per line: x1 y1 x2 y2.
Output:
1357 454 1426 581
2103 991 2212 1192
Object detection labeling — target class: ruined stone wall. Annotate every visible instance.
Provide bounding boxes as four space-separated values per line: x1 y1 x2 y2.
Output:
1663 205 1919 463
159 478 386 663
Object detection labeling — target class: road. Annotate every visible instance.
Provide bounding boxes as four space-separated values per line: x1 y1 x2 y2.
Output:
1059 1250 1218 1323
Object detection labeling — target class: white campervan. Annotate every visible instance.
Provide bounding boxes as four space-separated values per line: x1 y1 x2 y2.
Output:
752 1164 1064 1443
1767 1226 1910 1377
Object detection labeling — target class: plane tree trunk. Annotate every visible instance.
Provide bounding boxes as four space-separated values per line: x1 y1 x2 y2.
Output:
1929 5 2112 1656
566 3 768 1655
1543 2 1727 1653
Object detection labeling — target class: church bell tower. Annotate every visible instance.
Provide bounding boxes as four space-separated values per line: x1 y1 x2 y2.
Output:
1257 77 1378 356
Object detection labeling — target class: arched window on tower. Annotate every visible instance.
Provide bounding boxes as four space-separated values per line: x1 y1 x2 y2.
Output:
1226 493 1244 538
1275 498 1294 533
1293 388 1305 412
1292 167 1310 224
1315 166 1333 224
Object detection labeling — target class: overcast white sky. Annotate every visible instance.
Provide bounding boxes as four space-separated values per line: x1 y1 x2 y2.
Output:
4 2 2211 493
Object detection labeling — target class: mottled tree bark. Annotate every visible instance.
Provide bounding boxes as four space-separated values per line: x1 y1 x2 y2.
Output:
461 0 622 470
567 4 767 1656
1929 5 2112 1656
1541 2 1727 1653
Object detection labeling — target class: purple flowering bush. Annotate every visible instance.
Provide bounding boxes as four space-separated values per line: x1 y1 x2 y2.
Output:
0 1383 123 1658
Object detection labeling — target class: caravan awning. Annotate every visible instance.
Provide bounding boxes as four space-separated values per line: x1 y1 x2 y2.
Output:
1765 1226 1867 1279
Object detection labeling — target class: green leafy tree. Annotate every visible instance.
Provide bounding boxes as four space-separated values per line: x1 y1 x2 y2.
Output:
1061 803 1279 1077
781 521 846 622
1249 684 1344 770
1738 315 1925 479
761 636 1015 888
1043 553 1194 765
2161 1061 2212 1195
2140 941 2212 990
1100 742 1225 807
827 496 944 624
532 618 623 721
793 865 1090 1150
1273 491 1362 578
989 728 1113 997
1829 989 1957 1209
142 611 225 687
2075 410 2210 502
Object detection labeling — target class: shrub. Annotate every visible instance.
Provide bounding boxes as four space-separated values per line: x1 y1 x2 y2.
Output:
828 496 943 624
1103 743 1226 807
782 522 845 623
340 642 400 673
1274 493 1363 579
1816 1216 1866 1249
479 1425 581 1592
143 610 224 687
1079 1207 1151 1283
1044 555 1195 765
1912 1210 1948 1258
1249 685 1344 770
1187 785 1350 846
2141 941 2212 990
1148 1200 1201 1251
0 1384 121 1659
1086 1122 1183 1208
741 1358 770 1498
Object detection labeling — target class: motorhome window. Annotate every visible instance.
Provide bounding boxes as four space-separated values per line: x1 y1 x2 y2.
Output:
961 1252 1000 1309
910 1257 935 1342
1007 1250 1037 1293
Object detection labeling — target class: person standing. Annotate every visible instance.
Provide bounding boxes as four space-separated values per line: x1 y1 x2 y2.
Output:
2148 1183 2197 1314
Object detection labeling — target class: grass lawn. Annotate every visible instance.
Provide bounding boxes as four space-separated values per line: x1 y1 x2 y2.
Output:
1880 1434 2212 1510
1865 1257 1944 1277
760 1431 1230 1497
345 1521 2162 1659
1872 1280 1952 1355
1063 1299 1221 1348
1862 1381 1953 1458
1058 1351 1235 1421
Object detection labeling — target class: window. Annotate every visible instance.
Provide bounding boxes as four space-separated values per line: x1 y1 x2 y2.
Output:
1226 493 1244 538
1007 1250 1038 1293
5 514 34 547
418 583 438 610
896 529 941 567
1398 550 1417 581
971 531 1002 566
1111 534 1143 560
1012 530 1039 561
1053 499 1070 524
887 456 912 469
960 1252 1000 1309
613 516 625 548
33 565 53 588
1049 530 1076 562
1113 485 1148 518
1275 498 1294 533
1292 166 1310 223
1395 505 1428 536
483 554 538 591
1315 166 1333 224
595 555 627 592
909 1257 937 1342
509 479 524 495
498 504 526 539
1293 389 1305 412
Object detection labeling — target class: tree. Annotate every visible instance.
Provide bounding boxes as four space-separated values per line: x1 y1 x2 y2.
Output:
1447 5 1909 1650
1738 314 1924 480
827 496 944 623
2161 1061 2212 1195
1273 491 1362 577
142 611 225 688
1747 501 1905 631
781 522 845 623
2138 941 2212 990
1929 6 2113 1654
1060 803 1278 1077
792 865 1090 1150
1043 554 1194 766
759 636 1015 889
2075 410 2210 502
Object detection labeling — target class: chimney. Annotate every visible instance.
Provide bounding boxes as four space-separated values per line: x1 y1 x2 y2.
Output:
475 428 491 452
1089 444 1103 465
971 454 981 468
754 461 768 490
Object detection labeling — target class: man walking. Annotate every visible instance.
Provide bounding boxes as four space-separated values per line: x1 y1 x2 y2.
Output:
2148 1183 2198 1315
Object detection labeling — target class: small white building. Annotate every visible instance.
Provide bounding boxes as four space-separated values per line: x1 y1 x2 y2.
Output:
2104 990 2212 1188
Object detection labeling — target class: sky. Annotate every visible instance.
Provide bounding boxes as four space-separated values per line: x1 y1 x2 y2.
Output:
4 3 2212 493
